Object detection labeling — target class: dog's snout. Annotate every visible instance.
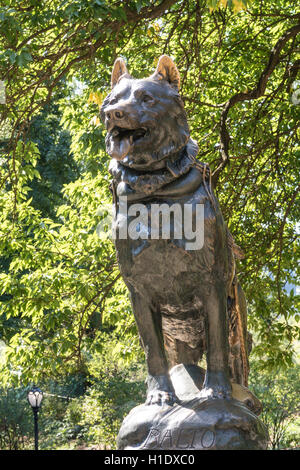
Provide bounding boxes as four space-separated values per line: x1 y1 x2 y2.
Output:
105 108 125 120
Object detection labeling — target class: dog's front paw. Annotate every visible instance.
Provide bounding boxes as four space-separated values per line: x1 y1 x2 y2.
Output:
146 374 176 406
198 386 231 401
198 371 232 401
146 390 176 406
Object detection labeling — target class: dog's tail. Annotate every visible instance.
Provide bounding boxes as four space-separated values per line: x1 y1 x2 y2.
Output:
227 230 249 388
233 281 249 387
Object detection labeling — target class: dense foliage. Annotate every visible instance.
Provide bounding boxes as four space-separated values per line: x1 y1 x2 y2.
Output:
0 1 299 450
249 361 300 450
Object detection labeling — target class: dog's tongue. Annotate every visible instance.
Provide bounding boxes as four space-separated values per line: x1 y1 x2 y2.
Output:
108 135 132 160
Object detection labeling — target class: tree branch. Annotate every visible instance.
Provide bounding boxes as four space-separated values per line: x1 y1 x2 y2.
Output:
212 22 300 185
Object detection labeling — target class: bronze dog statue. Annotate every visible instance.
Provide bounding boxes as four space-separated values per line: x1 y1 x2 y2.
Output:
101 55 251 407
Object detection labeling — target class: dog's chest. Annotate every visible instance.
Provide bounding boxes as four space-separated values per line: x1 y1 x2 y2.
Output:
113 183 226 300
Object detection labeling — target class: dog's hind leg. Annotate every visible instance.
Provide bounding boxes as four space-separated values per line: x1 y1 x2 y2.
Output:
199 279 232 400
129 289 176 406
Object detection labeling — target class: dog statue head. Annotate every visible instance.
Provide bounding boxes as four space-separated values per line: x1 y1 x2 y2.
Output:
100 55 190 170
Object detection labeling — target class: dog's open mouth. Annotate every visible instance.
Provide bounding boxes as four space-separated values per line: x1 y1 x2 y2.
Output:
112 126 147 144
107 126 148 160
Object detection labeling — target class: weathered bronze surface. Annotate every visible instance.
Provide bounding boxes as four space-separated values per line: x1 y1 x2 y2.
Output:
101 55 268 449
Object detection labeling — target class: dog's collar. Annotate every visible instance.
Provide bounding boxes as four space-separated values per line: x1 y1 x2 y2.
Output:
109 138 208 196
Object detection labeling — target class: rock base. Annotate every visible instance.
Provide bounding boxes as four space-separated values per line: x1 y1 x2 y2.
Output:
117 398 267 450
117 364 268 450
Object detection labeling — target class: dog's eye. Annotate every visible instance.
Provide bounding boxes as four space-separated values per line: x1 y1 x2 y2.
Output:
142 94 153 103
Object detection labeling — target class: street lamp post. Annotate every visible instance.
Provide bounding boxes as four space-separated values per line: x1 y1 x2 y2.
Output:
27 386 43 450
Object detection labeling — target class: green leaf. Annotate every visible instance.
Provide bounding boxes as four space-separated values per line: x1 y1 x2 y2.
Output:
16 50 32 68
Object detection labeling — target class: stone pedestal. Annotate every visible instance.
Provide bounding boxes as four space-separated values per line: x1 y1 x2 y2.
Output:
117 364 268 450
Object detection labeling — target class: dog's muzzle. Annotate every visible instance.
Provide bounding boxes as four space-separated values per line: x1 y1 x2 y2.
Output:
106 124 149 160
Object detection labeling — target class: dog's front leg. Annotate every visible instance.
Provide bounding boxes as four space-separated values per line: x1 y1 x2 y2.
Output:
129 289 176 406
199 280 232 400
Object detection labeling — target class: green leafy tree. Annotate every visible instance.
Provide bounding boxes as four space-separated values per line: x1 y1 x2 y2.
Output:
0 0 299 387
250 362 300 449
28 93 79 219
0 387 33 450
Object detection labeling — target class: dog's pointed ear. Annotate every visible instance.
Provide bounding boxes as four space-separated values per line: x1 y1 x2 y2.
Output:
152 55 180 90
111 57 130 89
